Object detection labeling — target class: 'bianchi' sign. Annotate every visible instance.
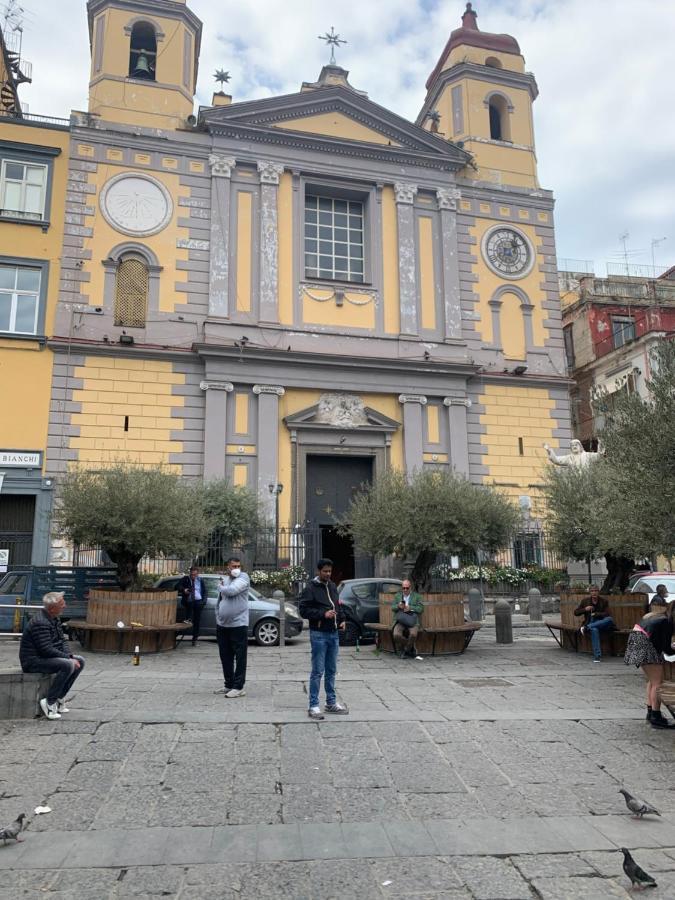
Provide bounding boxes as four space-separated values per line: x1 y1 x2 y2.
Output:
0 450 42 468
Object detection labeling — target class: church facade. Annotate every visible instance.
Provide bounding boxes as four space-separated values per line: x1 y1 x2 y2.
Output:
39 0 570 575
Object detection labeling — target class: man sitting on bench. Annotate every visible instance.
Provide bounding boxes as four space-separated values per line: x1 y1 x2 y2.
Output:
392 579 424 659
19 592 85 720
574 586 614 663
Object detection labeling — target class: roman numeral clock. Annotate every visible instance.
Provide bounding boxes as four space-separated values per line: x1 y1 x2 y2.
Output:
481 225 535 279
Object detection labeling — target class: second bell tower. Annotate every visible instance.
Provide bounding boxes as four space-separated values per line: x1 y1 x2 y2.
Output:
86 0 202 130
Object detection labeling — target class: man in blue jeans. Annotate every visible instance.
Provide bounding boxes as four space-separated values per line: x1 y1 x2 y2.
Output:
574 586 614 662
20 592 85 720
299 558 349 720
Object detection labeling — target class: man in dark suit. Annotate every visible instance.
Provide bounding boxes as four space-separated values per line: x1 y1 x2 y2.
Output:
178 566 207 646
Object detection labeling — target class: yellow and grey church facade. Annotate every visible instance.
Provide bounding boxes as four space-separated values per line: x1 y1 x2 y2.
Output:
23 0 570 575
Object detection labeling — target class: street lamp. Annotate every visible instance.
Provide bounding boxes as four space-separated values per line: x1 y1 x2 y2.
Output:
268 483 283 570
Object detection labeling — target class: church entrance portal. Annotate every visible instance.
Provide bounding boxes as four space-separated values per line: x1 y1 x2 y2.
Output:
305 455 373 584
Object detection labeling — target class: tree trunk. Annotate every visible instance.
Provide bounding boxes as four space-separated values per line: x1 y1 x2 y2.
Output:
410 549 437 591
602 552 634 593
104 547 144 591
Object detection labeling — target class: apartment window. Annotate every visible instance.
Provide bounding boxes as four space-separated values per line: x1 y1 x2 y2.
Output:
612 315 635 349
563 324 575 369
0 264 42 334
304 194 364 283
0 159 48 221
114 256 148 327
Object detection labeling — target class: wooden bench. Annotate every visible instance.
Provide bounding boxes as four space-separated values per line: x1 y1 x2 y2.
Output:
373 593 481 656
546 593 648 656
67 620 190 653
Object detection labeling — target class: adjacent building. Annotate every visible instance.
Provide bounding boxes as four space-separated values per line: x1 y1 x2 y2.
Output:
0 0 572 578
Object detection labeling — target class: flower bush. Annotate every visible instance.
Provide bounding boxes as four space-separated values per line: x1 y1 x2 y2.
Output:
430 562 564 588
250 566 308 595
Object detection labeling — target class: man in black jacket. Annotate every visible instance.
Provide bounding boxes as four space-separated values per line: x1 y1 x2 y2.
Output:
299 558 348 720
178 566 207 645
19 592 85 720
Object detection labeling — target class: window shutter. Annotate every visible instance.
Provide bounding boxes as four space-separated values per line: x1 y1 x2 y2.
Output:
114 257 148 327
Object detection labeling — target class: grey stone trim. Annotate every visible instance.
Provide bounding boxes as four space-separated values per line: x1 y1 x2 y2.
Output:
254 386 283 520
208 155 236 317
257 162 284 323
182 29 192 90
437 189 462 341
395 185 418 336
451 85 463 135
93 13 105 73
482 89 515 112
0 469 54 565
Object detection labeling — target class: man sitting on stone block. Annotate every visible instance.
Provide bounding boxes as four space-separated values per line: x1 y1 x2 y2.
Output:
19 592 85 720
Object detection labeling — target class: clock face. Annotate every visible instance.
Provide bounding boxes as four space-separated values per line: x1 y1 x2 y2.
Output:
100 174 173 237
483 227 534 278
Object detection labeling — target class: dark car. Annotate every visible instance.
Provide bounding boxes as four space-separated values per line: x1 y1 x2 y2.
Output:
336 577 403 645
154 574 303 646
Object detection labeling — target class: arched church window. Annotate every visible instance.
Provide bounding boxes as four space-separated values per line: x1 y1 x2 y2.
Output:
128 21 157 81
114 256 149 327
488 95 511 142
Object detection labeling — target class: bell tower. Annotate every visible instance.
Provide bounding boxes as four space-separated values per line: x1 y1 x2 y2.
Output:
418 2 539 188
86 0 202 130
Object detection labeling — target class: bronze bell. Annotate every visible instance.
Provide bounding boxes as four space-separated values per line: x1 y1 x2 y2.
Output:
132 51 152 79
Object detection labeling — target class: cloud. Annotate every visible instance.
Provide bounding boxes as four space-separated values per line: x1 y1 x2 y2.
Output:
17 0 674 274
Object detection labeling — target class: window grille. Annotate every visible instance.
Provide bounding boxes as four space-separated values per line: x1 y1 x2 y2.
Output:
304 194 364 283
114 257 148 327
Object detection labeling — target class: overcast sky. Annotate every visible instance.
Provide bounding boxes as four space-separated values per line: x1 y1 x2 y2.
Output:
12 0 674 276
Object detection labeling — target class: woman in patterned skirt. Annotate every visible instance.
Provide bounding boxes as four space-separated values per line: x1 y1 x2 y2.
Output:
624 592 674 729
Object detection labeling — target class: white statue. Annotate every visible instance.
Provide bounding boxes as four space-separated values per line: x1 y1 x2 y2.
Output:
543 439 601 468
316 393 369 428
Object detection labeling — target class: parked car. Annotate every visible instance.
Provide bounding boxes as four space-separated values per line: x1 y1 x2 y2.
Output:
154 574 303 646
336 577 403 645
627 573 675 603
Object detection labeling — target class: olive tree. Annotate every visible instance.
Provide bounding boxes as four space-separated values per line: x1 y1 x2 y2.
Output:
55 464 209 590
201 478 260 564
341 468 520 589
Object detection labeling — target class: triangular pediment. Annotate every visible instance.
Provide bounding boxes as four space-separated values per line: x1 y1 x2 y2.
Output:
200 86 469 167
285 394 400 432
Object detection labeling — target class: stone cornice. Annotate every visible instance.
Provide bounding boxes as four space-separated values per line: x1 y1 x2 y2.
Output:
86 0 203 48
456 178 555 210
47 338 194 363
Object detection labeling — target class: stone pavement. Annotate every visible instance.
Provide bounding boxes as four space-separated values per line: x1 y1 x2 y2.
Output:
0 617 674 899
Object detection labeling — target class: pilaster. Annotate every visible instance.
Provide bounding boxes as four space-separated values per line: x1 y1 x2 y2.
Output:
208 155 236 317
437 187 462 341
253 384 285 519
394 182 419 337
399 394 426 475
257 161 285 323
200 380 233 479
444 396 471 476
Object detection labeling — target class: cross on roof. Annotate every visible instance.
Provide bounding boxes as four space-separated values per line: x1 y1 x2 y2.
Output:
318 26 347 66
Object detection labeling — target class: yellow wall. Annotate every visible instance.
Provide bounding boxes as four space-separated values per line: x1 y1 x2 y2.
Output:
468 218 548 347
0 123 69 469
88 7 196 128
276 389 403 526
381 186 400 335
500 292 526 361
69 357 185 468
273 113 401 146
235 191 253 313
446 46 524 73
80 154 191 313
418 216 436 331
478 383 557 510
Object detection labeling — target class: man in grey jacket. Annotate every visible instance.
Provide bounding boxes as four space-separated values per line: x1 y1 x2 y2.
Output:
216 556 250 698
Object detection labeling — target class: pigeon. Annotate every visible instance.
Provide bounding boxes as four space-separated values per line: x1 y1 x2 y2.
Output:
619 789 661 819
621 848 657 889
0 813 26 845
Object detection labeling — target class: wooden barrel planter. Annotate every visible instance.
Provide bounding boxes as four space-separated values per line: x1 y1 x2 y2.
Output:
661 662 675 718
373 592 480 656
68 589 188 653
558 592 648 655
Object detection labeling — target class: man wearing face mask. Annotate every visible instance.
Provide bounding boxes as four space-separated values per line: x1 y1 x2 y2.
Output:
215 556 250 698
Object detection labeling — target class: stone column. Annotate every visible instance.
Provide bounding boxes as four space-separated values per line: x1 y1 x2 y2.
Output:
394 182 419 337
399 394 426 476
437 187 462 341
257 161 285 324
208 155 236 317
444 397 471 476
200 380 233 480
253 384 285 521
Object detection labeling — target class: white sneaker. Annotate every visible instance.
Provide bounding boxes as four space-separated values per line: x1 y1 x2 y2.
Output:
56 699 70 713
324 703 349 715
226 688 246 698
308 706 324 720
39 698 61 720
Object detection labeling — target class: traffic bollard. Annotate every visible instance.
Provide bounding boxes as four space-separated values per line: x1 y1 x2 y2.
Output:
495 598 513 644
468 587 484 621
528 587 542 621
272 589 285 648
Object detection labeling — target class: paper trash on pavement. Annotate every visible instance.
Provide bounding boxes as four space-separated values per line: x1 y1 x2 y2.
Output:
34 806 51 815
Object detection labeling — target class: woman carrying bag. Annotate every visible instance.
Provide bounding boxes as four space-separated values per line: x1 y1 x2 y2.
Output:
624 591 674 729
